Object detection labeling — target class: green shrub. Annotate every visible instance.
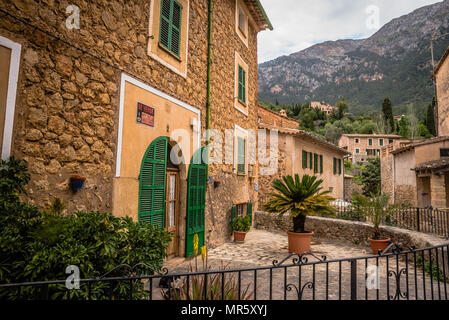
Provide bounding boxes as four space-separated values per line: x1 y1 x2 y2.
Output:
231 215 251 232
0 157 172 299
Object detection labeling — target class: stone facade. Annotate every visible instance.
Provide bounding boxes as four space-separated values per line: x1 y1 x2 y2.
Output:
339 134 401 163
258 106 349 206
435 46 449 136
310 101 334 115
0 0 272 256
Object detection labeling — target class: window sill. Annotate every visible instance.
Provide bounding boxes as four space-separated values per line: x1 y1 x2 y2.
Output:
158 42 182 62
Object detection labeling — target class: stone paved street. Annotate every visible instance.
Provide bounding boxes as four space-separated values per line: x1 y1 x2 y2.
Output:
160 229 447 300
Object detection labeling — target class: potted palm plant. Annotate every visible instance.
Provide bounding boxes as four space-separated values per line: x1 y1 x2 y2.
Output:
263 174 334 254
352 193 399 254
232 215 251 242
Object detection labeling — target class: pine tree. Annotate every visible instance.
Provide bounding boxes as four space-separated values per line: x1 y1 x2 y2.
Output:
426 97 436 136
382 98 394 134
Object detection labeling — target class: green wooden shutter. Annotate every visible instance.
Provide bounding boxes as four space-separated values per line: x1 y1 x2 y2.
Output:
237 137 245 174
238 65 246 104
302 150 307 169
333 157 337 175
380 139 383 146
230 205 237 232
320 155 323 174
309 152 313 169
246 202 253 225
338 159 342 175
314 153 318 173
185 147 207 257
138 137 168 228
159 0 182 56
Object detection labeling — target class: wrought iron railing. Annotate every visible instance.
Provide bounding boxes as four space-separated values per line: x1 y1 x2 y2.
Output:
1 243 448 300
333 204 449 239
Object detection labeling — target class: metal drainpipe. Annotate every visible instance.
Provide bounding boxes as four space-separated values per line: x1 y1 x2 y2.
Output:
205 0 213 179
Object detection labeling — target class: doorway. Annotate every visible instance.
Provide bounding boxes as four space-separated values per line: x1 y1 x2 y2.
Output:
165 169 179 257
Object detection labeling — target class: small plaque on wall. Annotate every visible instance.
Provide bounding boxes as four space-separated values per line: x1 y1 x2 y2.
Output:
137 102 155 127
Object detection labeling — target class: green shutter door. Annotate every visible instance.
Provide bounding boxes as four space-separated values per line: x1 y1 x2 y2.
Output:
138 137 168 228
246 202 253 224
185 147 207 257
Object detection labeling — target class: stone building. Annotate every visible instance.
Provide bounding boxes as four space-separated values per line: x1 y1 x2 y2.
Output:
0 0 272 257
258 106 350 206
310 101 335 115
380 45 449 209
381 137 449 208
339 134 402 163
435 45 449 136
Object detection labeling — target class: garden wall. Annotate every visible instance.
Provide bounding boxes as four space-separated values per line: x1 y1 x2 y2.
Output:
255 211 449 249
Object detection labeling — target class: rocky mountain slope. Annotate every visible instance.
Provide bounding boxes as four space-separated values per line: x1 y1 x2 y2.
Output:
258 0 449 116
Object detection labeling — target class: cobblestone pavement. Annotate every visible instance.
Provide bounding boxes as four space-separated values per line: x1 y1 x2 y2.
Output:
159 229 447 300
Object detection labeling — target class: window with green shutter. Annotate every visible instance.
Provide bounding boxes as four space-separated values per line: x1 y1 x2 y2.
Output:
314 153 318 174
333 157 337 175
237 136 246 174
320 155 323 174
238 65 246 104
380 139 383 146
338 158 342 175
369 139 372 146
159 0 182 57
302 150 307 169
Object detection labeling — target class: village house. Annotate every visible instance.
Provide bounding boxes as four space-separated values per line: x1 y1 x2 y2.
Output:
380 45 449 208
0 0 272 257
310 101 335 115
258 106 350 205
339 133 402 163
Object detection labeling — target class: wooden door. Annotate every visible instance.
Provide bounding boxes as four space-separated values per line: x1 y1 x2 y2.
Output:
166 169 179 256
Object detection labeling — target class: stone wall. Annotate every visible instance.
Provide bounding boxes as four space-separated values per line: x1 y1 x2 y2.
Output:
395 185 417 206
436 49 449 136
258 105 300 130
0 0 263 253
255 211 449 250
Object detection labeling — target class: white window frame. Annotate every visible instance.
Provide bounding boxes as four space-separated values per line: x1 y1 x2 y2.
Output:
234 124 248 175
234 51 249 117
235 0 249 48
0 36 21 160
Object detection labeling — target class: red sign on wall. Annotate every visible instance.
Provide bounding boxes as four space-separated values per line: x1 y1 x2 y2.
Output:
137 102 155 127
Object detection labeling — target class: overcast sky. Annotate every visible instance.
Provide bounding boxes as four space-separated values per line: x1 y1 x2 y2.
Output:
258 0 443 63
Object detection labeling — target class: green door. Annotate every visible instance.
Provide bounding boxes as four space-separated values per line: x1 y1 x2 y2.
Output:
138 137 168 228
185 147 207 257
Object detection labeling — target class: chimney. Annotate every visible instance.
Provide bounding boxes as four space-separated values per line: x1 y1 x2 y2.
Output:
280 109 287 117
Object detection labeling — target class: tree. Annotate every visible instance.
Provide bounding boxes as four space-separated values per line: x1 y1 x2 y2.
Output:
398 116 410 138
263 175 335 233
360 157 381 196
426 97 436 136
324 123 343 144
333 98 349 120
381 98 394 134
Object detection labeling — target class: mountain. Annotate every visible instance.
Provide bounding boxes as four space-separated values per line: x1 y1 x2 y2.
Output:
258 0 449 117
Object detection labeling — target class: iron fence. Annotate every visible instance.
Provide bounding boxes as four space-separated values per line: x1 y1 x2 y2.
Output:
1 243 448 300
333 204 449 239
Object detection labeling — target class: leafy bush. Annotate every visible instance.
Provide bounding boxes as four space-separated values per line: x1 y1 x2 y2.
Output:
231 215 251 232
0 157 172 299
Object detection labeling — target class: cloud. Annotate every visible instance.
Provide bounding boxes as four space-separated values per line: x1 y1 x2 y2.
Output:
257 0 443 63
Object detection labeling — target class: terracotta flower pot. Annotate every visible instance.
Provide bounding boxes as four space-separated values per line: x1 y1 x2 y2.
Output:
368 237 391 255
287 231 314 254
233 231 247 242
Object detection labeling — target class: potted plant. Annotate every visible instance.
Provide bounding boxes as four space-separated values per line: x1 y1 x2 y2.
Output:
352 193 399 254
263 174 334 254
232 215 251 242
